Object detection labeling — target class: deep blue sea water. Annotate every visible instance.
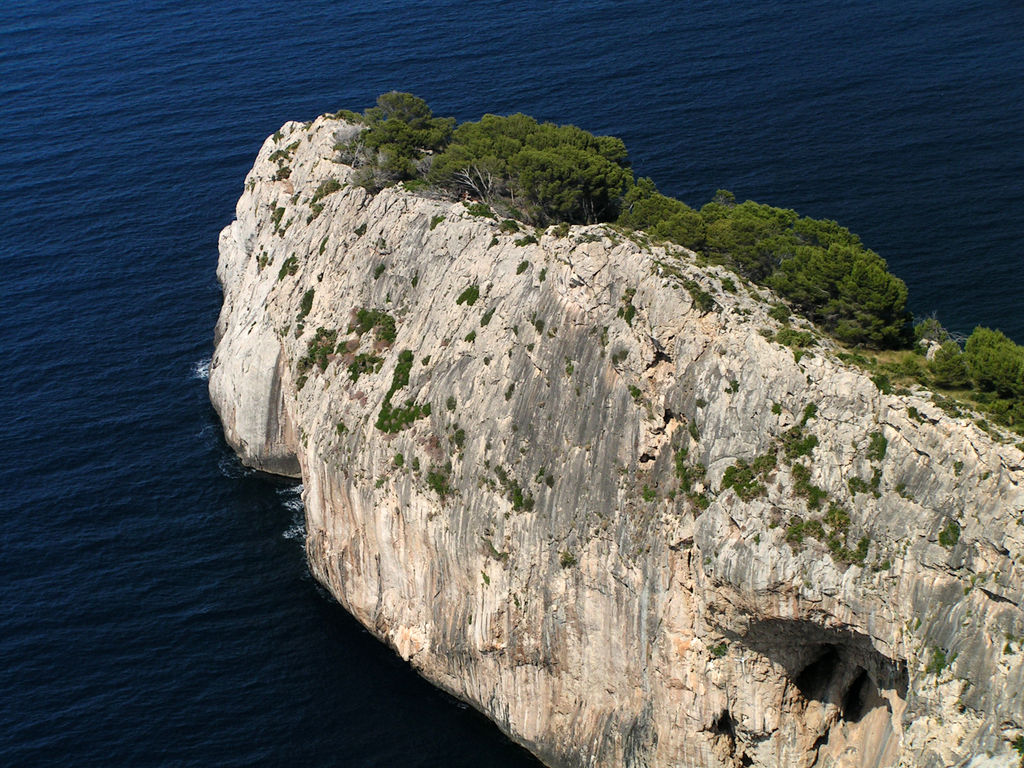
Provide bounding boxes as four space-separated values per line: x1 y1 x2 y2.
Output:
1 1 1021 765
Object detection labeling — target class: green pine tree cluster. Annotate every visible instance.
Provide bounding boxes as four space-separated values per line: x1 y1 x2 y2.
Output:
620 182 911 347
918 323 1024 427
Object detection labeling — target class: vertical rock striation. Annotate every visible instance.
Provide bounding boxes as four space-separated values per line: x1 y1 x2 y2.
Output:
211 114 1024 767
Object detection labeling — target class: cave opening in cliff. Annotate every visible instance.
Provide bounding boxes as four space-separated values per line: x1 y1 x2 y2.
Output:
742 619 911 729
709 710 754 766
711 709 736 739
795 644 841 701
841 668 888 723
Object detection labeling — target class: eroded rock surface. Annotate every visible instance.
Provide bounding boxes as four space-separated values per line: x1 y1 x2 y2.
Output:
211 114 1024 767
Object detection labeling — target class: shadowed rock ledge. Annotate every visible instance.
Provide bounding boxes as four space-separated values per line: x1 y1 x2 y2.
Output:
210 114 1024 767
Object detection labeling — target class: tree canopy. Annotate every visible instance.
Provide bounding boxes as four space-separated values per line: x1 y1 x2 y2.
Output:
428 113 632 224
964 327 1024 398
618 179 911 347
332 94 1020 361
347 92 454 184
617 178 706 248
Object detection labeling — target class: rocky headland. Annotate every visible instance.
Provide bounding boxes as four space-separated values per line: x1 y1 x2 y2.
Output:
210 113 1024 767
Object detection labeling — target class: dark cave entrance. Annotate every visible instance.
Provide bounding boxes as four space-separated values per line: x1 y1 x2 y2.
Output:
706 620 906 765
711 710 736 739
710 710 753 766
795 644 841 701
791 644 890 724
742 619 903 738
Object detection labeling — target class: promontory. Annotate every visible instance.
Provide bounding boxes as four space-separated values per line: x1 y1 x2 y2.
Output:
211 101 1024 767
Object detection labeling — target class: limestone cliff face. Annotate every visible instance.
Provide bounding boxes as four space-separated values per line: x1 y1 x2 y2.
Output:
210 114 1024 768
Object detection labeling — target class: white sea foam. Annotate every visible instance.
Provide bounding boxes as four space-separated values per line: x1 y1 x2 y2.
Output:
217 454 253 479
282 516 306 542
190 357 211 381
278 484 306 541
277 483 304 510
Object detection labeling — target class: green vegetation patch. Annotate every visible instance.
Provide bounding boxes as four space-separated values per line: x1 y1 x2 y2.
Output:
618 182 910 347
277 255 299 281
347 353 383 383
375 350 431 433
297 288 315 322
673 447 708 509
925 646 956 676
791 462 827 510
938 519 961 548
463 201 494 218
776 328 816 349
268 140 300 164
348 308 397 345
308 178 342 218
426 462 453 499
867 431 888 461
492 465 535 512
271 206 287 235
340 92 455 189
429 112 631 225
848 475 880 499
781 424 818 461
721 452 776 501
297 327 338 374
684 280 717 314
786 501 868 566
456 284 480 306
618 288 637 326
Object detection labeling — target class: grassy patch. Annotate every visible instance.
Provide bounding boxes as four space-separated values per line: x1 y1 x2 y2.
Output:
776 328 816 348
426 462 453 499
684 280 716 314
348 308 396 344
791 462 827 510
925 646 956 676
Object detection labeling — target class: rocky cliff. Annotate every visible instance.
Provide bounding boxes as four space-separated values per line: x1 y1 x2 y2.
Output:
210 114 1024 767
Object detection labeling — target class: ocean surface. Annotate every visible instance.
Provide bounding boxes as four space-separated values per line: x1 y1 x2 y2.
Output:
1 1 1021 764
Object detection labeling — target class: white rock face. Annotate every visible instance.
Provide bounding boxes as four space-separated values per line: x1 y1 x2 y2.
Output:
210 115 1024 768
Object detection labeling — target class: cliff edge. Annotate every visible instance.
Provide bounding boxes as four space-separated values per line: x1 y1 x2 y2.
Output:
211 114 1024 767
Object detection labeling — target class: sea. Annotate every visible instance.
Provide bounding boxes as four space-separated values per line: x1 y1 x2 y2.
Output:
1 1 1021 765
